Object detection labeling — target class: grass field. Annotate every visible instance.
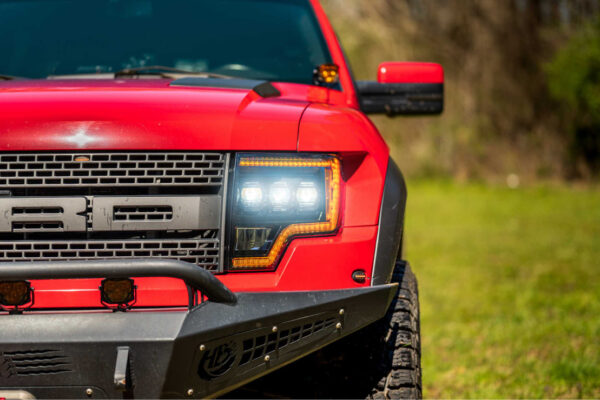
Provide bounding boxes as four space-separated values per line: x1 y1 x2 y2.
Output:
405 181 600 398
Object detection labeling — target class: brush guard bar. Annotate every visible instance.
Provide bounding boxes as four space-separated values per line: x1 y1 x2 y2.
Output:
0 259 237 306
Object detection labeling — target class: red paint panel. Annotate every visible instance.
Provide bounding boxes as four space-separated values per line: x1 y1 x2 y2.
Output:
341 153 388 227
218 225 377 291
298 104 388 226
378 62 444 84
0 81 308 152
31 278 189 309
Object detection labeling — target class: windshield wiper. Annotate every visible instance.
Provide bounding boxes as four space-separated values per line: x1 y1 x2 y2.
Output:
0 74 28 80
113 65 233 79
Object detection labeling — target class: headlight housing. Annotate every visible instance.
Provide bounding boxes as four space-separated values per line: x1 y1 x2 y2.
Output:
228 153 341 271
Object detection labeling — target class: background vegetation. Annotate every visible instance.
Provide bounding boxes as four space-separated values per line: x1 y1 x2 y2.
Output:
320 1 600 398
323 0 600 182
407 181 600 398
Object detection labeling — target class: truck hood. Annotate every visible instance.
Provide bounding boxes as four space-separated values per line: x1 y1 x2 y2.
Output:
0 79 331 151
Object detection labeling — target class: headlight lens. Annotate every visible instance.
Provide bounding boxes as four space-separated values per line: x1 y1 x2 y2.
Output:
228 153 341 271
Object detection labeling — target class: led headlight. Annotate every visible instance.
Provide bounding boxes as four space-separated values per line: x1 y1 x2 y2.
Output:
229 153 341 270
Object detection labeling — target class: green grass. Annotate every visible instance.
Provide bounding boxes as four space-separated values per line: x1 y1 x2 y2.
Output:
404 181 600 398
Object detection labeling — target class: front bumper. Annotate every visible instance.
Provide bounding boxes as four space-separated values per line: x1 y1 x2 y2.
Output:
0 284 397 398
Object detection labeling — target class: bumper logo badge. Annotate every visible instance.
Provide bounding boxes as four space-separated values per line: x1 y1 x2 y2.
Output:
198 341 238 380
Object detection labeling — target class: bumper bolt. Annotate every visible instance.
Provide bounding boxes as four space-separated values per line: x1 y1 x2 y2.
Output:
199 344 206 351
85 388 93 397
187 389 194 397
272 326 278 333
264 355 270 362
336 322 342 330
339 308 345 315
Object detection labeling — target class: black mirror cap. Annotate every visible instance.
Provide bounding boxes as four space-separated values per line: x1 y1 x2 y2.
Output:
357 81 444 116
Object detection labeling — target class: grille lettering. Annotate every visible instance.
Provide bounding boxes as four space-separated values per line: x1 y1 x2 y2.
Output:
0 198 87 232
92 196 220 231
0 196 220 232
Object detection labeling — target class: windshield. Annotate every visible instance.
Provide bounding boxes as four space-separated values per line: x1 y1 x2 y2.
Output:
0 0 332 84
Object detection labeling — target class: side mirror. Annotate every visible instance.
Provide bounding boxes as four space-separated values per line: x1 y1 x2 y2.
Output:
357 62 444 116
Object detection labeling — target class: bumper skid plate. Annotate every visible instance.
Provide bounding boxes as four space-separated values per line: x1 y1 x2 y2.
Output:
0 283 397 398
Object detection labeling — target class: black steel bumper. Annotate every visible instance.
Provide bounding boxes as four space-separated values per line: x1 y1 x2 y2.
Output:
0 260 397 399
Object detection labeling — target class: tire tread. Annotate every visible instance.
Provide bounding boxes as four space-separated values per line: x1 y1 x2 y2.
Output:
366 261 422 400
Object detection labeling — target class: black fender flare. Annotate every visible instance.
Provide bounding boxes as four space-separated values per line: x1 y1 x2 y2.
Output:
371 158 407 285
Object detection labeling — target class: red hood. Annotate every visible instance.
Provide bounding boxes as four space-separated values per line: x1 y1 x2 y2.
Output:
0 79 332 151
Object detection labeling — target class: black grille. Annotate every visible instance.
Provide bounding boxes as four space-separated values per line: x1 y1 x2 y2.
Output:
0 152 225 187
0 238 220 270
0 152 228 271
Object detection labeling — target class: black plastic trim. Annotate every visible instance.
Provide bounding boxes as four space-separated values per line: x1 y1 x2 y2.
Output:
357 81 444 115
170 78 281 98
371 159 407 285
0 259 236 304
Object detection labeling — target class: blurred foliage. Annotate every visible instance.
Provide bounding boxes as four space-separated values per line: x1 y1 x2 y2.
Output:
322 0 600 182
547 18 600 123
406 181 600 398
547 17 600 175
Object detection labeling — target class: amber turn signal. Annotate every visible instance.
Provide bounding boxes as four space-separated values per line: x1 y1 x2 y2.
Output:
100 278 135 306
0 280 32 307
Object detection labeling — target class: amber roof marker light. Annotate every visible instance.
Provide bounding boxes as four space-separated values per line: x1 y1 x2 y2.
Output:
314 63 340 86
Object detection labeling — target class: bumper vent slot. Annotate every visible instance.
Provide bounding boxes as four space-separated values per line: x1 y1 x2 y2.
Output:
1 349 72 376
239 317 337 366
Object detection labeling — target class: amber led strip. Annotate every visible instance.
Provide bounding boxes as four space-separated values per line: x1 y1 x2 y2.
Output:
232 156 341 270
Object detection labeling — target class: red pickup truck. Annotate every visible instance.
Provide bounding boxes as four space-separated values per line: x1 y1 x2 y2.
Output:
0 0 443 398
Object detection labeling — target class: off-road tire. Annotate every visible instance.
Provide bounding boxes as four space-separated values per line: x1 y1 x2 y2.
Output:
363 260 422 399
